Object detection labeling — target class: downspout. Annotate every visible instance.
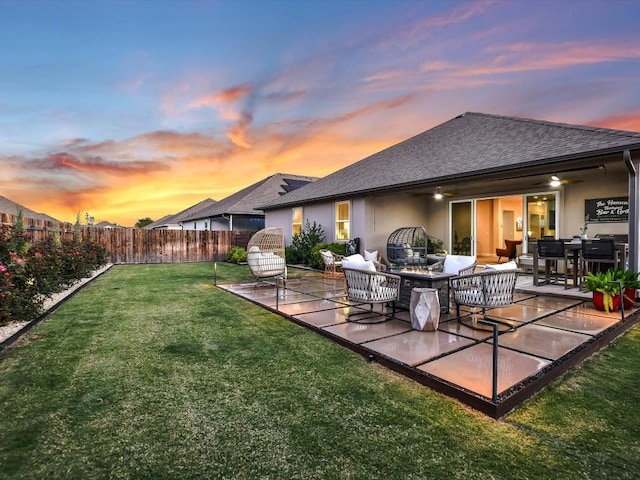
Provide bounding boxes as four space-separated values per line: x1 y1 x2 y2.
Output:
624 150 639 274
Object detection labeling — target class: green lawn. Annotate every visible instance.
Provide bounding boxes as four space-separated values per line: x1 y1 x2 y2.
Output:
1 263 639 479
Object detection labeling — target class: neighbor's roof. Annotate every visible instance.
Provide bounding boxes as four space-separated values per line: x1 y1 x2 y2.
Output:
182 173 317 221
94 221 122 228
261 112 640 209
0 195 63 224
144 198 217 229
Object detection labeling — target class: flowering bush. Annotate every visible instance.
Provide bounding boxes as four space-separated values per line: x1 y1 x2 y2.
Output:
0 213 107 325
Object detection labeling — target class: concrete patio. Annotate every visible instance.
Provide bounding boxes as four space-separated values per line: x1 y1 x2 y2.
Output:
218 269 639 418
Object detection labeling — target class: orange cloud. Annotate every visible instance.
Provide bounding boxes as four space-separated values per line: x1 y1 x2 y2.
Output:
45 153 171 176
588 113 640 132
190 83 253 108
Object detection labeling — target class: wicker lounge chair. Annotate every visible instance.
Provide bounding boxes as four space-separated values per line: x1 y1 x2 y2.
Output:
246 227 287 283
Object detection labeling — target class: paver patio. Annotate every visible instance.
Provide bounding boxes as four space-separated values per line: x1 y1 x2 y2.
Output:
219 270 639 417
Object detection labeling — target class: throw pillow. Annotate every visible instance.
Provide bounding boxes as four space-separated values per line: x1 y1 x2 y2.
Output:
484 260 518 271
364 249 379 262
443 254 476 274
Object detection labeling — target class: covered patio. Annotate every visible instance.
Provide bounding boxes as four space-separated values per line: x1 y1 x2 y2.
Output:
219 268 639 418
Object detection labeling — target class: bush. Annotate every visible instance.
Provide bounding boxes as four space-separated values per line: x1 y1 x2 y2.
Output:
288 221 325 266
0 215 108 325
227 246 247 264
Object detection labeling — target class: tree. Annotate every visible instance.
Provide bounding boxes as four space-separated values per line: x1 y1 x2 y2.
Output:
135 217 154 229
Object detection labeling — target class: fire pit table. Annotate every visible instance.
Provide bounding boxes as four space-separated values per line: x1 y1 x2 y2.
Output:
390 269 454 314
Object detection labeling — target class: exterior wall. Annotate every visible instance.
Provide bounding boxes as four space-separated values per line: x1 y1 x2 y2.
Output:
561 166 628 238
265 159 632 258
210 218 229 231
153 224 183 230
367 193 433 259
181 215 264 232
266 203 335 245
265 208 293 240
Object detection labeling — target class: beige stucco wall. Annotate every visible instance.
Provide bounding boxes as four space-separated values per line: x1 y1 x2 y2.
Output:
266 159 631 258
561 165 628 238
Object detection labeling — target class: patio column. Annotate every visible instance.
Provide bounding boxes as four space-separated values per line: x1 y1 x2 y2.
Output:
625 150 639 275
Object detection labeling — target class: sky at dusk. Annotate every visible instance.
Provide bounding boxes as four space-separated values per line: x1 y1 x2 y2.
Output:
1 0 639 226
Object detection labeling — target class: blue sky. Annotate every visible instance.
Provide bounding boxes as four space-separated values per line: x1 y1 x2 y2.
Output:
1 0 639 225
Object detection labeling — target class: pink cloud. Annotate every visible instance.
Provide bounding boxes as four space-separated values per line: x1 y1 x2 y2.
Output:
458 41 640 76
588 113 640 132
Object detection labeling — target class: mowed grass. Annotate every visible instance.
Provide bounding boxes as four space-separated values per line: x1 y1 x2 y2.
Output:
0 262 639 479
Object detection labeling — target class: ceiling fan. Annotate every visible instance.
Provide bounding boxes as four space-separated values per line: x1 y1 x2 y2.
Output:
531 174 583 187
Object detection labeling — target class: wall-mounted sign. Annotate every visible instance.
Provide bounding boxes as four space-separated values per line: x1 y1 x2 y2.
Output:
585 197 629 223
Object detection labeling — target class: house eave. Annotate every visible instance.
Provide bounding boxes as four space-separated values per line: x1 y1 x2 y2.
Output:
262 145 640 211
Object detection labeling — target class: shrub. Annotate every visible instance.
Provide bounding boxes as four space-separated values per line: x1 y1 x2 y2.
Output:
289 221 325 266
227 246 247 263
0 217 108 325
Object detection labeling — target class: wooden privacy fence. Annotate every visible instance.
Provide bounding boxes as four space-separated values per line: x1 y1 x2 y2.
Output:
25 227 253 264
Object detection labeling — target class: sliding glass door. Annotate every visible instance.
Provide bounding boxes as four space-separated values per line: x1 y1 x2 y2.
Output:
451 201 473 255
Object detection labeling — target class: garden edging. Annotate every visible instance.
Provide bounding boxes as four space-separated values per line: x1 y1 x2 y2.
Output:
0 264 113 351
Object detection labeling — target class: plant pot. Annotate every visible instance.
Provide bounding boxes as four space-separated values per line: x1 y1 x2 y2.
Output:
592 291 620 312
623 287 636 309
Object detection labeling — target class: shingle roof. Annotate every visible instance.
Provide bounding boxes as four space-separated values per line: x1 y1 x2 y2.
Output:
144 198 217 229
94 221 121 228
0 195 63 224
183 173 317 221
262 112 640 209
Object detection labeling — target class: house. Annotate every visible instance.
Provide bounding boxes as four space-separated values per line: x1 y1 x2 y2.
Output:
180 173 317 232
0 195 67 230
261 112 640 272
94 221 122 229
144 198 217 230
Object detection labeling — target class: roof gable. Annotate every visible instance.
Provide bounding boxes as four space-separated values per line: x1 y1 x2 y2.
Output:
184 173 317 221
144 198 216 228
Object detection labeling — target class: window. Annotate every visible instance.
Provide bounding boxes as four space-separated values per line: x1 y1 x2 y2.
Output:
335 201 350 240
292 207 303 236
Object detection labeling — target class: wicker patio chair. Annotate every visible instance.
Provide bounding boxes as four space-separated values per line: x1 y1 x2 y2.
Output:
319 249 344 278
450 269 518 323
343 266 401 321
246 227 287 283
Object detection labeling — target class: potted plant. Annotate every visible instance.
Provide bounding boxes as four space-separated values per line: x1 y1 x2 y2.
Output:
612 268 640 309
582 269 622 313
579 216 589 239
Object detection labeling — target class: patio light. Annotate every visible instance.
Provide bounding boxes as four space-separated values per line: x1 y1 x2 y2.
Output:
550 174 561 187
434 186 443 200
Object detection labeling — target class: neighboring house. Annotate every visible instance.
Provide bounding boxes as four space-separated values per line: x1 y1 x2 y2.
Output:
261 112 640 272
144 198 217 230
0 195 66 230
180 173 317 232
94 221 121 229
